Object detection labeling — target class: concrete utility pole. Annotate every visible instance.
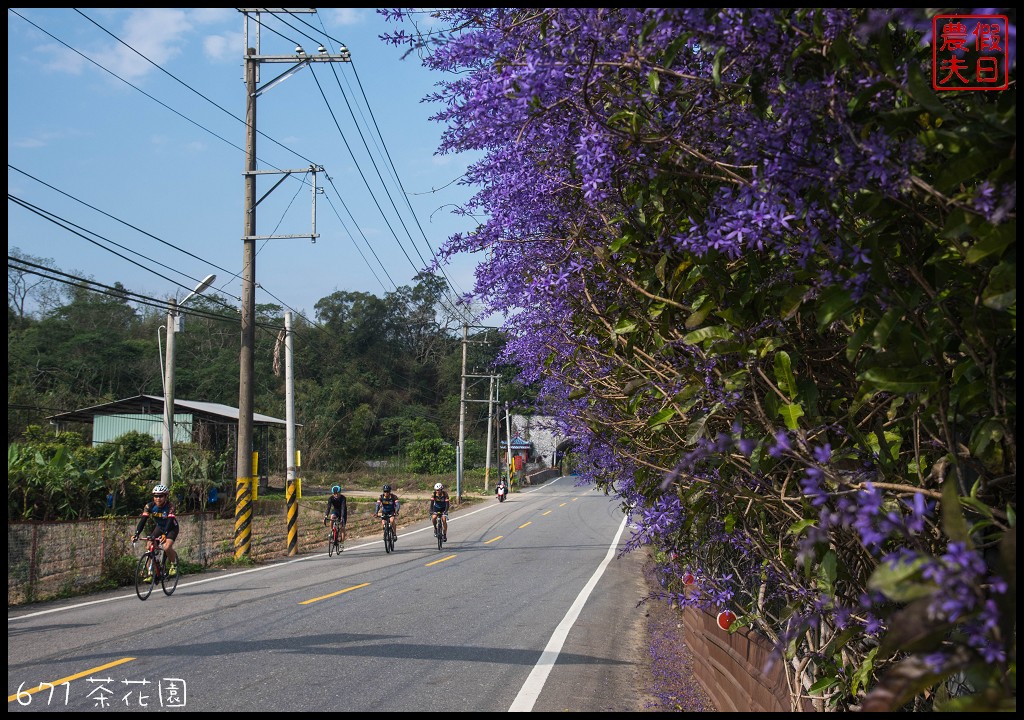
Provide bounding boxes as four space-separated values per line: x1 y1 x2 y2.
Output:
505 401 513 485
484 374 494 492
234 9 350 558
284 311 298 556
457 323 468 502
160 274 216 490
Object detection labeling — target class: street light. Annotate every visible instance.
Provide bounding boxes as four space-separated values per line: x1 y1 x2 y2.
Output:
160 274 217 489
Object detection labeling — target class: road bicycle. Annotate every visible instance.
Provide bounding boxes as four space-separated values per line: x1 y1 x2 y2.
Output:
133 534 178 600
327 518 344 557
432 514 445 551
380 514 396 553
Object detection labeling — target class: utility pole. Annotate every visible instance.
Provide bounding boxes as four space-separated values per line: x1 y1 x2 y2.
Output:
234 9 350 558
505 401 513 486
484 374 494 492
457 322 468 502
284 311 298 556
160 274 216 491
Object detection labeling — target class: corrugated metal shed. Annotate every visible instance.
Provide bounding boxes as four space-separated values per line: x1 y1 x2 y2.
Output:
47 394 290 449
47 395 288 427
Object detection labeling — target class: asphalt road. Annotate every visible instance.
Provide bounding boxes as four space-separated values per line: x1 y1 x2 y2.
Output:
8 477 656 712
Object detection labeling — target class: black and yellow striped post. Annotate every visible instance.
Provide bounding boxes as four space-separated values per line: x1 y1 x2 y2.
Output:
285 478 298 556
234 451 256 559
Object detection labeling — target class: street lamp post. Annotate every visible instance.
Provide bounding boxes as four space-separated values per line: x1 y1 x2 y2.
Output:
160 274 216 489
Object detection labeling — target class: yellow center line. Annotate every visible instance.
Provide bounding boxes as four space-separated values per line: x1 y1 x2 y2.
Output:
559 502 568 507
426 554 457 566
571 497 579 501
541 510 553 516
484 536 503 544
8 658 135 703
518 520 532 529
300 582 370 605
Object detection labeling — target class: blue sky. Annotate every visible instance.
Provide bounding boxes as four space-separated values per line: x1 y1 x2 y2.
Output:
8 8 486 323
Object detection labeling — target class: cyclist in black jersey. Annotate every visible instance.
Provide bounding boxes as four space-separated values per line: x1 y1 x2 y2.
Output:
375 485 400 542
324 485 348 547
429 482 450 542
131 483 180 576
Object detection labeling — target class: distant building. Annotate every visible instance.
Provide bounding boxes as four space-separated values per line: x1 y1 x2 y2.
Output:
47 394 289 480
508 414 563 468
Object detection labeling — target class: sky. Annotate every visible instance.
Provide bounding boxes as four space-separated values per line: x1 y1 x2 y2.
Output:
7 8 488 325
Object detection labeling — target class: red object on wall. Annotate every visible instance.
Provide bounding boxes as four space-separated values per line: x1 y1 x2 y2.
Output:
717 610 737 630
513 455 524 471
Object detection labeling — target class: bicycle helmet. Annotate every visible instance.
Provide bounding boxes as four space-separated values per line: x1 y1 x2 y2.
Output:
434 483 444 491
151 484 169 495
382 484 392 492
331 485 341 494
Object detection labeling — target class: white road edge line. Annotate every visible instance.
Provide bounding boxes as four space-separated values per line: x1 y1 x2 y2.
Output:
508 512 629 712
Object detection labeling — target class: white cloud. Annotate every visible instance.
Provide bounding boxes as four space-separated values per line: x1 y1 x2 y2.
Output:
203 33 235 61
327 8 370 26
91 8 193 81
190 8 235 25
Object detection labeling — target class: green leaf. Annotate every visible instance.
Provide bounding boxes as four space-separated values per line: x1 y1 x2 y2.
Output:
858 367 939 393
787 518 817 536
685 415 708 445
870 308 901 348
682 325 733 344
982 260 1016 310
906 63 951 120
818 550 837 594
969 419 1005 459
941 475 971 545
851 647 879 697
773 351 798 400
613 318 638 335
648 407 675 428
778 403 804 430
711 46 726 85
808 675 840 694
966 223 1015 264
867 555 934 602
816 286 854 330
647 70 660 94
684 296 714 329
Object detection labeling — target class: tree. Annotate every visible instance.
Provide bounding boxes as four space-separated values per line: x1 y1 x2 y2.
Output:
383 8 1016 711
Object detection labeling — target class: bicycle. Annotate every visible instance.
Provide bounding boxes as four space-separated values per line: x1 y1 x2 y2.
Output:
133 534 178 600
379 513 396 553
327 518 344 557
432 514 445 551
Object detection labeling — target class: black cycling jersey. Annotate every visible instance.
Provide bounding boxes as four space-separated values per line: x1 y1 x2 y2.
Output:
325 494 348 524
135 500 179 539
429 490 450 514
376 493 400 515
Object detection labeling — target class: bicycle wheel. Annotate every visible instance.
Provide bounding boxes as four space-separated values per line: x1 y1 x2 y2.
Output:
135 553 155 601
436 520 443 551
328 527 336 557
384 524 393 554
161 556 179 596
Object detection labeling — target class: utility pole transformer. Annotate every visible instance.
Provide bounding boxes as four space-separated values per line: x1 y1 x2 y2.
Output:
235 9 350 558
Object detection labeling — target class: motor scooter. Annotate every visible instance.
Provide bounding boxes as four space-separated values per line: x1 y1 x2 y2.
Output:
497 484 507 502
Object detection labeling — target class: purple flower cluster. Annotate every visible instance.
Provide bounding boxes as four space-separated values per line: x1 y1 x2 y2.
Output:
380 7 1015 711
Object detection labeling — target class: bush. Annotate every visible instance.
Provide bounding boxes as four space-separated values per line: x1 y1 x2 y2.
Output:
405 438 457 474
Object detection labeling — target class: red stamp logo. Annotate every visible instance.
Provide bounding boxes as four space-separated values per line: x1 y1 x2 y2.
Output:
932 14 1009 91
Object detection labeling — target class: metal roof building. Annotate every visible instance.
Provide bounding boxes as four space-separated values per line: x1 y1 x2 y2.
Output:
47 395 290 478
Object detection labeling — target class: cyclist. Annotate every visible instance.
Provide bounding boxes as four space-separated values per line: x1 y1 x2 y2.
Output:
429 482 451 542
323 485 348 549
131 484 179 578
375 484 400 544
